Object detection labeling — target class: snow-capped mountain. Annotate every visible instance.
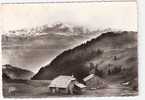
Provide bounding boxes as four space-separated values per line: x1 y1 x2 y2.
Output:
2 22 116 38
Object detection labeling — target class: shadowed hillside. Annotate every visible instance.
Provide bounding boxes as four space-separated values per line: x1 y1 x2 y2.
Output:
32 31 137 82
2 64 34 80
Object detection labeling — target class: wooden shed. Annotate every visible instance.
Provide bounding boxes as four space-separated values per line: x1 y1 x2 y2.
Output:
83 74 107 89
48 75 86 94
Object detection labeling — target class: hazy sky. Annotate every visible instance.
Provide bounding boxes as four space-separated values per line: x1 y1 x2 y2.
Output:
1 2 137 32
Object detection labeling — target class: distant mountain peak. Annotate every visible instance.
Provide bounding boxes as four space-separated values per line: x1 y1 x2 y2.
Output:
3 22 121 38
2 64 34 80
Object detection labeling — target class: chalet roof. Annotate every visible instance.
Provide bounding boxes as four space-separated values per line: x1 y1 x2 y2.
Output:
83 74 95 82
49 75 76 88
75 82 86 88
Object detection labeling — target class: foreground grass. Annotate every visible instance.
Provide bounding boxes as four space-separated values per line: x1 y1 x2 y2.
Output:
3 79 138 98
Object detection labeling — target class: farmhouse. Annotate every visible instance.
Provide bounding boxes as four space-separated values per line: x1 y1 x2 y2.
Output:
48 75 86 94
83 74 107 89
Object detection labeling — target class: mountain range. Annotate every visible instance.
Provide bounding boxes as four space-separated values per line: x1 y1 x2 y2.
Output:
2 22 112 37
2 23 112 72
32 31 137 82
2 64 34 80
2 23 138 83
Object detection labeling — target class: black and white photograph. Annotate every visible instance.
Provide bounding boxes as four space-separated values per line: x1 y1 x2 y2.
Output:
1 0 138 98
